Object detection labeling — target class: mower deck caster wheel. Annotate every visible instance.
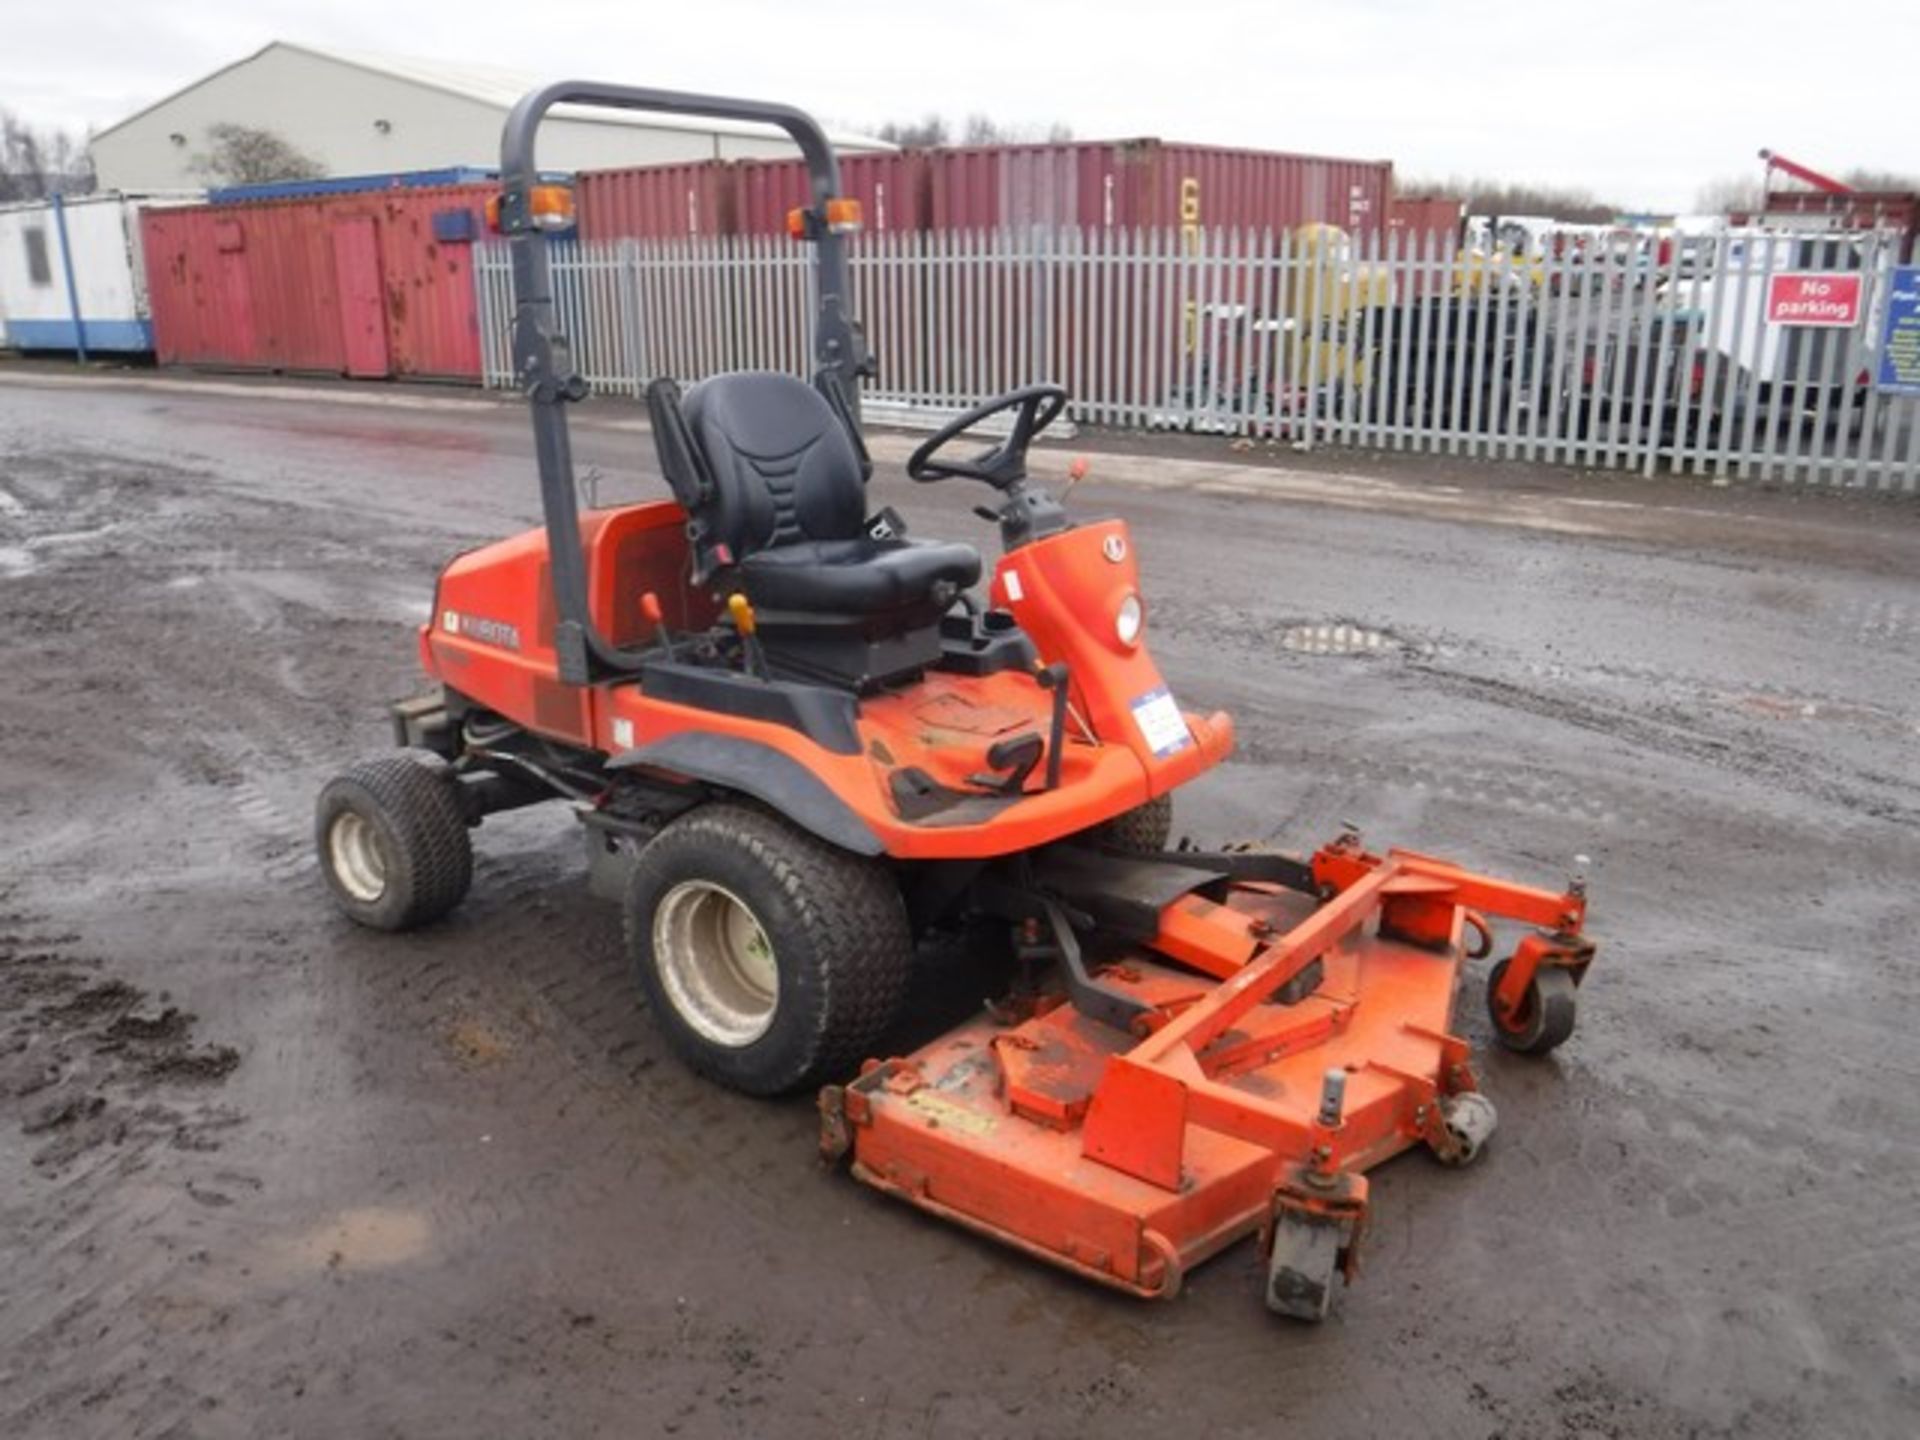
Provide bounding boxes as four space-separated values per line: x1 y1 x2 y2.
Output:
1433 1091 1498 1166
1263 1168 1367 1323
1487 958 1578 1055
1265 1208 1343 1322
315 750 473 931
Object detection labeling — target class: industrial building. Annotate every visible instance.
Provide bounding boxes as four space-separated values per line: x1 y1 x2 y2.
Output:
88 42 890 191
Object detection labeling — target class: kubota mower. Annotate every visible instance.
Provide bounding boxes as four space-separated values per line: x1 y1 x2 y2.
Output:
315 80 1599 1319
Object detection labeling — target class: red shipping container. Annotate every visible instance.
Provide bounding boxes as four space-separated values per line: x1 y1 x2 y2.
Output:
575 152 923 240
925 139 1393 237
730 151 928 235
576 160 736 241
141 183 493 380
1386 195 1466 244
574 140 1391 242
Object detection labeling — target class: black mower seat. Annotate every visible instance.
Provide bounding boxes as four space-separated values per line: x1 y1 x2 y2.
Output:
736 536 981 614
679 371 980 617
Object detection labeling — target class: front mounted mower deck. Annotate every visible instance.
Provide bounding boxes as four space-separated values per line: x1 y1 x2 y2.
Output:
823 834 1592 1316
314 76 1601 1321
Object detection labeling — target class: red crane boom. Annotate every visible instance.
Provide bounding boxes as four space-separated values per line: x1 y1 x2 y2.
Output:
1758 148 1854 196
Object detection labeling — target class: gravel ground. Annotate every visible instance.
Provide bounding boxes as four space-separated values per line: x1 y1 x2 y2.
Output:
2 365 1916 1439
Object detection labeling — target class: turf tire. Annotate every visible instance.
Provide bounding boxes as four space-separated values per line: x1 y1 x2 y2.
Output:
315 750 473 931
1084 793 1174 853
625 803 911 1096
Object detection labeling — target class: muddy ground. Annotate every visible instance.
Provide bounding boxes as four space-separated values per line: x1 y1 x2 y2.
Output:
2 365 1916 1438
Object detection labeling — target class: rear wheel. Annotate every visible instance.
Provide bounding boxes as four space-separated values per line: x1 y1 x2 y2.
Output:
316 751 473 931
625 803 911 1095
1085 793 1174 853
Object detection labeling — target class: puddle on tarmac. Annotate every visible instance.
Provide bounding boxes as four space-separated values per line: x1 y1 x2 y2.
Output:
265 1205 433 1276
1279 622 1404 657
1719 690 1909 733
0 545 38 578
446 1017 513 1066
31 523 122 549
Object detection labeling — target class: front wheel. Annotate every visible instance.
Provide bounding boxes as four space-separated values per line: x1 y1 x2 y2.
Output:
1084 793 1174 853
624 804 911 1095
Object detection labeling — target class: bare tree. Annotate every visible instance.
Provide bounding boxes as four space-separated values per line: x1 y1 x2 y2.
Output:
959 113 1073 144
188 123 326 186
869 114 1074 148
1694 173 1765 214
1840 167 1920 192
875 114 950 147
0 111 97 202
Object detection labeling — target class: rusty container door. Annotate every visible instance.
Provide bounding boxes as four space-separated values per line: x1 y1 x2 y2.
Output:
376 192 489 379
330 216 390 378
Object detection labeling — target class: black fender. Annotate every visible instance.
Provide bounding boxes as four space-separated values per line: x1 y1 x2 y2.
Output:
609 732 884 857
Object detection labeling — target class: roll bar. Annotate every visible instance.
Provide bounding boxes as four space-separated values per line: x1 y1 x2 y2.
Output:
498 82 871 683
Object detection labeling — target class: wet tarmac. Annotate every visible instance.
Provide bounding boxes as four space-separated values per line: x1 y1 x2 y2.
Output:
2 367 1917 1438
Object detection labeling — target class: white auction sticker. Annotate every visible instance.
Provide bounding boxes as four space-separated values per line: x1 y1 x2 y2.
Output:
1130 686 1193 757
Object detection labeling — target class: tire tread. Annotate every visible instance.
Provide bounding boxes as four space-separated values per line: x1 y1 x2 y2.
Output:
316 750 472 930
625 803 909 1093
1086 793 1174 853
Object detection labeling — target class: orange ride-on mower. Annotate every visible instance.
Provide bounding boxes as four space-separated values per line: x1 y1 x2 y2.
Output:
314 80 1599 1320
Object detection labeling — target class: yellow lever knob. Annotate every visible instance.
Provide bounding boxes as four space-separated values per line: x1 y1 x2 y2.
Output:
727 592 758 638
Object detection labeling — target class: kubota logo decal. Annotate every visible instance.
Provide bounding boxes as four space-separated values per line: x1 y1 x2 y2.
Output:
443 609 522 651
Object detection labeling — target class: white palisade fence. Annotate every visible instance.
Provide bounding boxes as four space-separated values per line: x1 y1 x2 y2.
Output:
477 226 1920 492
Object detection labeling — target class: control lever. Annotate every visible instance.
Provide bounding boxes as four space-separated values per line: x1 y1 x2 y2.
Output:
967 732 1043 795
1035 661 1070 791
1060 454 1090 499
727 593 769 680
640 591 675 661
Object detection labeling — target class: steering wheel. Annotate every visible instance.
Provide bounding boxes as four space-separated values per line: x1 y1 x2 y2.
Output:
907 384 1068 488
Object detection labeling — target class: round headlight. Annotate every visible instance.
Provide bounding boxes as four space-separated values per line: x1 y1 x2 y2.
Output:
1115 592 1144 647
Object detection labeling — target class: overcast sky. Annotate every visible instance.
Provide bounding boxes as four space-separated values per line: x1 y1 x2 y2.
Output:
6 0 1913 212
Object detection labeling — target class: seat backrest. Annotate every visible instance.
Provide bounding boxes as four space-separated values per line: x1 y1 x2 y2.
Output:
680 371 866 560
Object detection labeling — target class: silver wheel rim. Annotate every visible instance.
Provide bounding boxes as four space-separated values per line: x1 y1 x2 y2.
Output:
328 810 389 903
652 880 778 1047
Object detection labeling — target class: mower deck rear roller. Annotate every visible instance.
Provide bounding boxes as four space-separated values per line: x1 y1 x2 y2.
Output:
822 832 1594 1319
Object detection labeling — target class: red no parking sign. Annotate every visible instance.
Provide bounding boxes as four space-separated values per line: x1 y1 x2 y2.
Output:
1766 272 1863 326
